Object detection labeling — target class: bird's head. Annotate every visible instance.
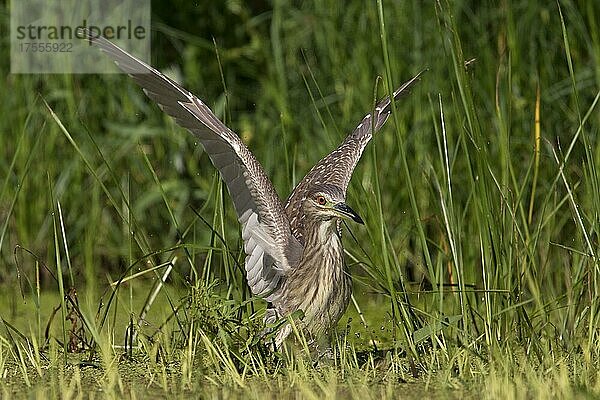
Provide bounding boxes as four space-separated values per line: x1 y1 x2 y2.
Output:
304 185 364 225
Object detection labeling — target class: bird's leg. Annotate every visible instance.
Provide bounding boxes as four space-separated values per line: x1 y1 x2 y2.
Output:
310 326 355 362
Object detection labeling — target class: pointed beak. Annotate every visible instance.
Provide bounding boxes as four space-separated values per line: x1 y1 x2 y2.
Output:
333 203 364 224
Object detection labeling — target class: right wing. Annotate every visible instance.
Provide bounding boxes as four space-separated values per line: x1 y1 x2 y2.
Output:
85 33 303 299
285 72 425 242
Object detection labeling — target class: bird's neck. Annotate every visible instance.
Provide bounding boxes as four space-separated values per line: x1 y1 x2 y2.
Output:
304 218 340 246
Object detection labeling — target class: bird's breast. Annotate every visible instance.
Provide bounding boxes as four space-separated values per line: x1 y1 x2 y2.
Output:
275 229 352 336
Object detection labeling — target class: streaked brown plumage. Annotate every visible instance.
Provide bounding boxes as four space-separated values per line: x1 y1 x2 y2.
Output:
86 31 422 349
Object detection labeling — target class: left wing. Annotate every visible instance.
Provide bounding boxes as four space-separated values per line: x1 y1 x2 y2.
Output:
83 31 303 300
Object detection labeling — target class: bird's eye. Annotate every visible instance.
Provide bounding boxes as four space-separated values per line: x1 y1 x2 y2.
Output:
316 195 327 206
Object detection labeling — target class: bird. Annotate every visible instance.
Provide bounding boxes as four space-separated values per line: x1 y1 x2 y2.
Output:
85 32 423 350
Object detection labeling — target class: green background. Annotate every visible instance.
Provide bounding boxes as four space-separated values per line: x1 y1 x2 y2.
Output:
1 1 600 398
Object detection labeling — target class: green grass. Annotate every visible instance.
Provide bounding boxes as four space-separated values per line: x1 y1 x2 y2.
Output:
2 0 600 398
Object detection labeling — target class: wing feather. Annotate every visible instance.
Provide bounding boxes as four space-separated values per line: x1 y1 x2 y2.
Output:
85 32 303 298
285 72 425 242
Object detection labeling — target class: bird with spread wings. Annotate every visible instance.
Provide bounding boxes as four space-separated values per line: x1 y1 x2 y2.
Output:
84 32 423 349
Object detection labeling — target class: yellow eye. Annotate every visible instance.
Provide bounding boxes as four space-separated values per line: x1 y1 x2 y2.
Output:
316 195 327 206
